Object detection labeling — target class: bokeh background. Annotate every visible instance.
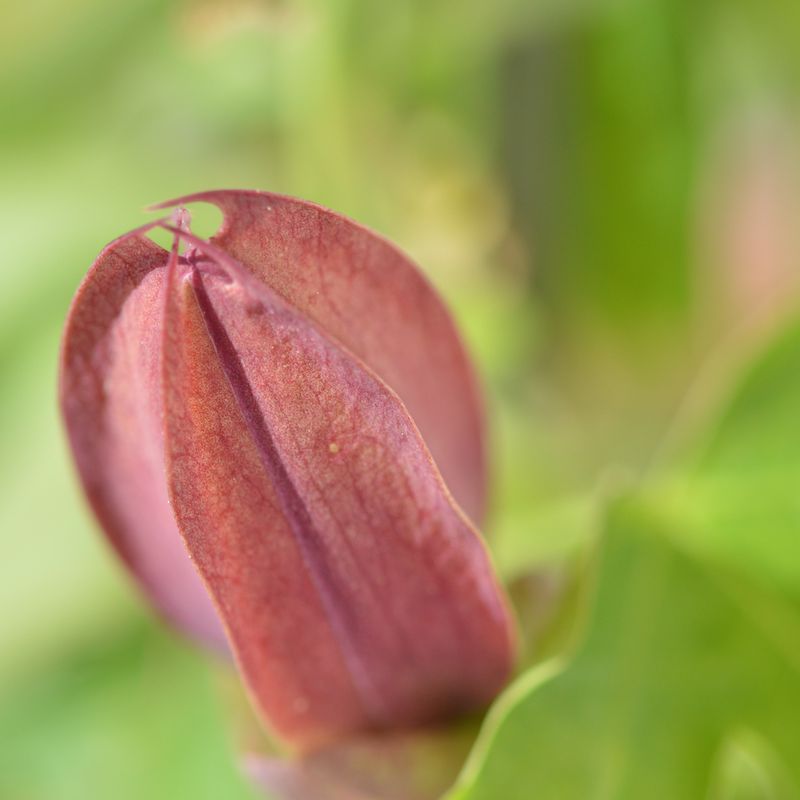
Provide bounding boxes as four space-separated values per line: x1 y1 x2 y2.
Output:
2 0 799 798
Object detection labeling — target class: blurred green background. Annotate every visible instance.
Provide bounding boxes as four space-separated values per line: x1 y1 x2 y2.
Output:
2 0 799 798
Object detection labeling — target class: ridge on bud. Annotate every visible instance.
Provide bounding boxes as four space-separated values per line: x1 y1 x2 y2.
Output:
59 190 516 750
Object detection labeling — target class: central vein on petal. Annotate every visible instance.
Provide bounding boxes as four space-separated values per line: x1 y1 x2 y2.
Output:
187 265 388 726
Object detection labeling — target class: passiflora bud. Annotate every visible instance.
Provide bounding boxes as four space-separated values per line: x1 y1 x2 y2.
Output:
59 190 515 751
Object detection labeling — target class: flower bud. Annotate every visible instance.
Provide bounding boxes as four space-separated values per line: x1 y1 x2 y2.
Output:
60 190 515 750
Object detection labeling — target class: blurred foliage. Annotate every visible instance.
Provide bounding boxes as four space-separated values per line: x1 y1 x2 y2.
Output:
1 0 799 798
450 498 800 800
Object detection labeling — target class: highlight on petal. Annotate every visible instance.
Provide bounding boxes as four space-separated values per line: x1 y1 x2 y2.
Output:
60 191 516 753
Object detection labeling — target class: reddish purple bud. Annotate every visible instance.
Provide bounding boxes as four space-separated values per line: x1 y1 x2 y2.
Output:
60 191 515 750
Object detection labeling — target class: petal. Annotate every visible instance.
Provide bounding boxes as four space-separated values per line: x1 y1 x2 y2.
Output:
161 238 515 749
59 231 227 650
154 190 488 524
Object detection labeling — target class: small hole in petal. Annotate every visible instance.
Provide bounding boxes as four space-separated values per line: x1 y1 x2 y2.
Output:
144 200 224 253
182 201 224 241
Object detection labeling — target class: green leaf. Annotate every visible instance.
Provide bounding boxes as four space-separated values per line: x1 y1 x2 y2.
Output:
649 471 800 600
651 317 800 596
446 500 800 800
709 729 799 800
698 319 800 472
